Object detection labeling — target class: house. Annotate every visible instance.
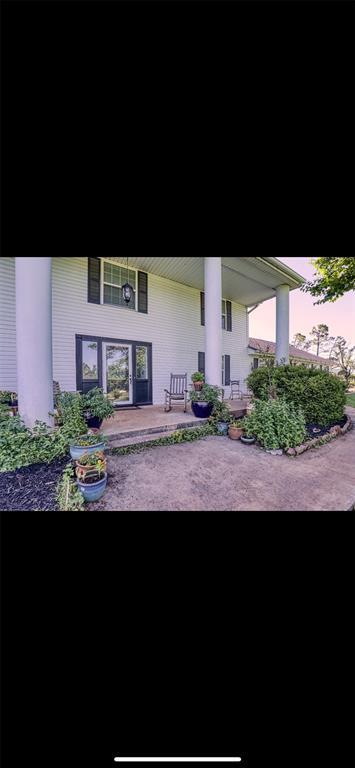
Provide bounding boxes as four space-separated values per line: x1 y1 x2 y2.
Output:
0 257 305 426
248 338 330 371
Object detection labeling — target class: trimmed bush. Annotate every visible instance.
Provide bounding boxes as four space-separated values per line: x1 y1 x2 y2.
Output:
247 365 346 427
244 398 306 450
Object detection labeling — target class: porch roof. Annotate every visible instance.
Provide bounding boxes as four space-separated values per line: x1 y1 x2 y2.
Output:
101 257 305 306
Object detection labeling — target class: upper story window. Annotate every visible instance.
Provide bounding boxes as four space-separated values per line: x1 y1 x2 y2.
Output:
102 259 137 310
221 300 227 329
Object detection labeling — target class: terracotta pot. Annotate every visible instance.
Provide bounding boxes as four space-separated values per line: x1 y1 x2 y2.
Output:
193 381 204 391
228 426 244 440
75 452 107 479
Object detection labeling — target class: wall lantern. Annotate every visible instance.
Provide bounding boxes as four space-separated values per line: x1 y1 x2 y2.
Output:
122 257 134 304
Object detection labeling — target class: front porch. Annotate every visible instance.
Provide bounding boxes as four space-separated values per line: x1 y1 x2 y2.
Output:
101 399 248 444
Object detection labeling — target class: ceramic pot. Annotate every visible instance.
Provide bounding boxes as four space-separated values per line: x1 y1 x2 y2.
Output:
86 415 103 430
192 401 213 419
76 473 108 503
69 439 105 461
217 421 229 435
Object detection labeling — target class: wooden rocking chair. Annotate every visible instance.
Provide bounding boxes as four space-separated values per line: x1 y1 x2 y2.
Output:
164 374 188 413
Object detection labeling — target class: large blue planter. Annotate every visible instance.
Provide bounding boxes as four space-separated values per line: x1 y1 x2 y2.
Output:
76 473 108 503
191 401 213 419
69 440 105 461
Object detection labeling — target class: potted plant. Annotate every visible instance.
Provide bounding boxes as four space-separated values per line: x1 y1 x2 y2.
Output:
83 387 115 430
75 450 107 480
228 419 245 440
76 456 108 503
0 391 12 406
69 432 106 460
210 400 231 435
191 372 205 391
190 384 223 419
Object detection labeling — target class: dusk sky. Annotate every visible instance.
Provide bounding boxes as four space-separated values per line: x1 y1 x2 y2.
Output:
249 257 355 349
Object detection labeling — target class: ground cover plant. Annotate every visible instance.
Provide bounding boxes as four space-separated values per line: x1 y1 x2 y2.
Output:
243 399 306 451
0 407 87 473
247 365 346 427
111 423 216 456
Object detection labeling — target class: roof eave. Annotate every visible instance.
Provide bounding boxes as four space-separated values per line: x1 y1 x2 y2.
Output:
256 257 306 286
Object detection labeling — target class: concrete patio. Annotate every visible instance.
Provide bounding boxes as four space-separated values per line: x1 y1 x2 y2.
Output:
89 410 355 512
101 399 248 442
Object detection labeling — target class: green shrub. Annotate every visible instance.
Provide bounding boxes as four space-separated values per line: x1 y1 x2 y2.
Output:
0 400 87 473
243 399 306 450
247 365 346 426
83 387 115 421
189 384 224 404
209 400 231 425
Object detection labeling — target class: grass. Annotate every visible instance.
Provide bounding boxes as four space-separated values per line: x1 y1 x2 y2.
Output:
346 393 355 407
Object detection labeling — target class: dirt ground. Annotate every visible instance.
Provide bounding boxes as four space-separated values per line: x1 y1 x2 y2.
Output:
89 412 355 511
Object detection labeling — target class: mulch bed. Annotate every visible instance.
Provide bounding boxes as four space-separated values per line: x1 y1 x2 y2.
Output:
306 415 347 439
0 457 69 511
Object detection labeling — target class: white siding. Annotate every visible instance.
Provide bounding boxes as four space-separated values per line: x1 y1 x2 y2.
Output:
0 258 17 391
0 257 252 401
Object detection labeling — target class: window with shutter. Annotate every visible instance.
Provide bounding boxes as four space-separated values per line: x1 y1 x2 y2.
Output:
198 352 205 375
226 301 232 332
88 257 101 304
200 292 205 326
138 271 148 313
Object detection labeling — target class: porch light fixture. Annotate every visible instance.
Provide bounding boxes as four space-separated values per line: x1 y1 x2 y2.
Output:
122 257 134 304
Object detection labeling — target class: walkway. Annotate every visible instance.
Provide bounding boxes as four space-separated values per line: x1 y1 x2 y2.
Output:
90 409 355 512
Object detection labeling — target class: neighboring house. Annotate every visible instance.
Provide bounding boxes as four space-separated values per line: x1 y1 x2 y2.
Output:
0 257 305 426
248 338 330 371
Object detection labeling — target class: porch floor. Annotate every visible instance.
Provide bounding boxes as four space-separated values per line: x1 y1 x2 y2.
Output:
101 399 248 441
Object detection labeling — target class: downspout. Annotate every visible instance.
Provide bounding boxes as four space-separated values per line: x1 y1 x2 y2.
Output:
247 304 260 315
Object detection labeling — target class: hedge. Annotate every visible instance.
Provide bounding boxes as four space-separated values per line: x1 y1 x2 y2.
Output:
247 365 346 427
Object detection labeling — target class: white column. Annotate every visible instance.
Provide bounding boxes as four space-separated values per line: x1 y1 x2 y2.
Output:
276 284 290 365
16 257 54 427
204 257 222 386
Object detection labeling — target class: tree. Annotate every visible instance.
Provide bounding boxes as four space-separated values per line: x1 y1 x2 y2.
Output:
292 333 308 349
329 337 355 389
302 257 355 304
308 324 333 357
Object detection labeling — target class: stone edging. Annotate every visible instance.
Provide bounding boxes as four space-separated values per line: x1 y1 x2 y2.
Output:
286 416 353 457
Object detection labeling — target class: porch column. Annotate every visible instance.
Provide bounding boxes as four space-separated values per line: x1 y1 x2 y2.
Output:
275 284 290 365
16 257 54 427
204 256 222 386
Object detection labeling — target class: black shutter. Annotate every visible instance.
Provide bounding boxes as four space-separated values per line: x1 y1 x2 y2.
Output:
138 271 148 313
200 292 205 326
225 355 231 386
226 301 232 332
88 257 101 304
198 352 205 375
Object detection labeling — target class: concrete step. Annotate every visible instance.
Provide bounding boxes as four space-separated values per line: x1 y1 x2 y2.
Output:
105 418 208 444
109 422 211 449
109 429 178 449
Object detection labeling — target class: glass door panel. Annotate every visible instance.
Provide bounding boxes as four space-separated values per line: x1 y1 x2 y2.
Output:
103 343 133 405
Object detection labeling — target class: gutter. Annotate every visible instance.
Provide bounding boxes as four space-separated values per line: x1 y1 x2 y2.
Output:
256 257 306 285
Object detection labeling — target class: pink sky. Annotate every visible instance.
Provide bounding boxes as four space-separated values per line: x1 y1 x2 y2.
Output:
249 257 355 350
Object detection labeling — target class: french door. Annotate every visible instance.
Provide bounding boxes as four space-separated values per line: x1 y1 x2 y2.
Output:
102 342 133 406
76 336 153 405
